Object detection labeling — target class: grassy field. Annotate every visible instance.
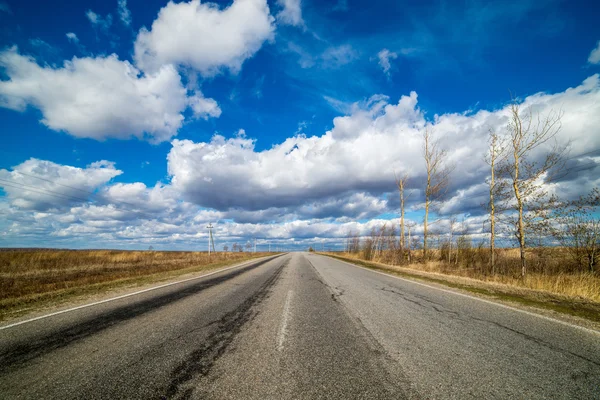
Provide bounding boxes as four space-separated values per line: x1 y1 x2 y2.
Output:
0 249 272 321
323 251 600 324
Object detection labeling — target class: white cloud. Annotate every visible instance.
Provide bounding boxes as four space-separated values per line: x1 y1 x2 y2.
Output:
117 0 132 26
103 182 178 212
188 92 222 119
66 32 79 43
589 40 600 65
2 77 600 249
0 159 122 211
377 48 398 77
0 47 220 143
277 0 303 27
167 75 600 215
134 0 275 76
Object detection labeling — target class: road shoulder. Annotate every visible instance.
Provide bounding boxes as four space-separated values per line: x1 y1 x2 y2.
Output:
320 253 600 333
0 254 282 328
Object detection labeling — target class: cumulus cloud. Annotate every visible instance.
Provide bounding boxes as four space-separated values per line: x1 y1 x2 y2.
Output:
117 0 132 26
277 0 303 27
589 40 600 65
0 159 122 211
2 76 600 249
168 75 600 217
0 47 220 142
134 0 275 76
377 48 397 77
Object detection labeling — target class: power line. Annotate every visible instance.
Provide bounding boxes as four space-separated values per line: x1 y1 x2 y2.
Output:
0 179 91 203
0 178 162 222
0 181 91 203
12 171 98 196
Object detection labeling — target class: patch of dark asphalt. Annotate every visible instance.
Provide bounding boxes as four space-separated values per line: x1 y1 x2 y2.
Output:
0 256 282 372
304 258 345 303
159 263 285 400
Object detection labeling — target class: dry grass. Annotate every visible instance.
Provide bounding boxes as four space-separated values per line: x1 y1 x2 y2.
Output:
324 251 600 324
328 249 600 303
0 249 272 321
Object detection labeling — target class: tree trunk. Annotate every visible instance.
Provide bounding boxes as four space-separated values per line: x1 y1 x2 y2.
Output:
400 182 405 253
490 152 496 275
514 179 526 277
424 200 429 261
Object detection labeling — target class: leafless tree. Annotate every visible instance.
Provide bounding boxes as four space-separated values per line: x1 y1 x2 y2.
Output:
422 128 451 261
551 189 600 273
395 173 410 254
484 130 507 274
448 217 457 264
223 244 229 252
346 229 360 253
499 101 566 277
405 221 416 263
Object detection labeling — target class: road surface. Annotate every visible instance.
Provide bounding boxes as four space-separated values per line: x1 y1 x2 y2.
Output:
1 253 599 399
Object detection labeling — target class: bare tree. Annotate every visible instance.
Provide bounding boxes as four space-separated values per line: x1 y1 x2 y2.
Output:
551 189 600 273
405 221 416 263
448 217 457 264
395 173 409 257
499 102 565 277
484 130 507 274
422 128 451 261
223 244 229 252
346 229 360 253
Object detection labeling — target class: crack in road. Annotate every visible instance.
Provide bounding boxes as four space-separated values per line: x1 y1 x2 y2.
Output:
304 259 346 303
160 264 284 400
379 286 460 318
470 316 600 368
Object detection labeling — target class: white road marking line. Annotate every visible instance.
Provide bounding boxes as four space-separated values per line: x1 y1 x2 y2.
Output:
0 257 275 331
277 290 294 351
318 255 600 337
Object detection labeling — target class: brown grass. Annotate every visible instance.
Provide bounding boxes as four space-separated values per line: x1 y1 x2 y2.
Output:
333 249 600 303
0 249 272 321
324 250 600 324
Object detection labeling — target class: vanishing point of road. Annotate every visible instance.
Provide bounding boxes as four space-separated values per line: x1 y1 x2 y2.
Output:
1 253 599 399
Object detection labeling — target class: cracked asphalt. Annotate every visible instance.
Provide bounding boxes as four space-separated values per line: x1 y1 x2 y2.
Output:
1 253 599 399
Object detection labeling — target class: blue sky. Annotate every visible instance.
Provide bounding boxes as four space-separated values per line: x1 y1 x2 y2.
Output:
0 0 599 250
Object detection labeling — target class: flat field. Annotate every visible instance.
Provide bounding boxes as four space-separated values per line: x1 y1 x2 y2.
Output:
0 249 271 321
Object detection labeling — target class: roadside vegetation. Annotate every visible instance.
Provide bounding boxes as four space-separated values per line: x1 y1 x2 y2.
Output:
334 100 599 319
0 249 272 321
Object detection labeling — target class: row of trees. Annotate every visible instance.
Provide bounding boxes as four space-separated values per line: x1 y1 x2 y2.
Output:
352 101 599 276
223 242 253 252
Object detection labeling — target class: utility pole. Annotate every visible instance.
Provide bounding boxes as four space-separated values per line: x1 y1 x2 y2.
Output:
254 238 256 253
206 223 215 256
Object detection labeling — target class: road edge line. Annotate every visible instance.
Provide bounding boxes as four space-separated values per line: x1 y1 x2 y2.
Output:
319 254 600 337
0 254 283 331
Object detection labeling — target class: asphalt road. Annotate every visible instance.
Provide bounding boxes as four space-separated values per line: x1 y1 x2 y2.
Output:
1 253 599 399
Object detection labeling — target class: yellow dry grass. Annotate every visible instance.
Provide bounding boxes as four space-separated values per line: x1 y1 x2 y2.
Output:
0 249 271 320
335 250 600 303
